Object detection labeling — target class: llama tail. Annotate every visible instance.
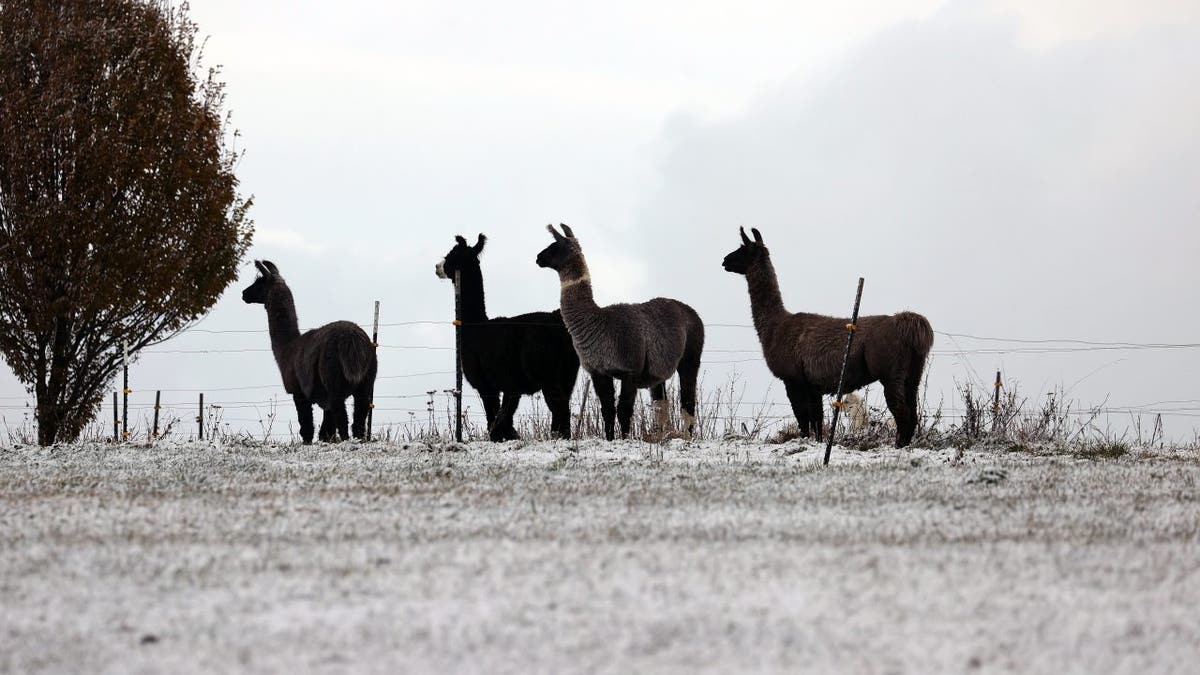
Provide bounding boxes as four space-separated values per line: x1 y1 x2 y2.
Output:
338 333 376 387
894 311 934 357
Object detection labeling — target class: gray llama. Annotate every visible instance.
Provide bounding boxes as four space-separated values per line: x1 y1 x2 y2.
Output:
536 224 705 440
242 260 377 443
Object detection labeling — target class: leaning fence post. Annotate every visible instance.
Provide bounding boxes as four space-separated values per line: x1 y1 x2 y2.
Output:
112 391 119 443
454 270 464 443
367 300 379 441
152 390 161 441
991 370 1003 435
824 277 865 466
197 392 205 441
575 375 591 440
121 340 130 440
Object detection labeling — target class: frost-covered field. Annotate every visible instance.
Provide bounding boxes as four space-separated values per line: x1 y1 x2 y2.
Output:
2 439 1198 674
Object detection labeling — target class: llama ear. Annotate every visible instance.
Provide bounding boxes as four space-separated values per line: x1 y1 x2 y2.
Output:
547 224 565 241
254 260 268 275
455 235 468 246
473 234 486 254
739 227 751 246
560 223 576 239
751 228 764 245
261 260 280 276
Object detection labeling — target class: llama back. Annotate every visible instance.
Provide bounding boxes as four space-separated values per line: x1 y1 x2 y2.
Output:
639 298 704 380
464 310 578 395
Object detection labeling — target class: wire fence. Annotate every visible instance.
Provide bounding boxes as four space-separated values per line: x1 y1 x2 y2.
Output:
2 317 1198 444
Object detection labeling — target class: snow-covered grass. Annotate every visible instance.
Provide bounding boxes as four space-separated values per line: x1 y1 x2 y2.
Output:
1 439 1198 674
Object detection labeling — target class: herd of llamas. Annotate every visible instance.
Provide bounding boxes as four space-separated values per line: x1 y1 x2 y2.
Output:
242 226 933 447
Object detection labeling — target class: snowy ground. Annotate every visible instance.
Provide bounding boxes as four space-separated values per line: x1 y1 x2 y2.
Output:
1 438 1198 674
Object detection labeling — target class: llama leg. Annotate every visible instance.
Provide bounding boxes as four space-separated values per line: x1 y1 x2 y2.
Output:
351 389 370 440
809 391 824 442
544 387 572 440
480 392 502 442
317 406 336 443
677 361 700 439
592 376 617 441
903 363 924 446
498 392 522 441
294 395 315 444
350 368 374 441
616 378 637 439
649 382 669 435
334 399 350 441
883 379 915 448
783 379 811 438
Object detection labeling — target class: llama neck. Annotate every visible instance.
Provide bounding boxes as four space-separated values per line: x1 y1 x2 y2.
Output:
746 254 789 333
557 257 599 319
265 284 302 355
455 264 488 323
556 256 609 366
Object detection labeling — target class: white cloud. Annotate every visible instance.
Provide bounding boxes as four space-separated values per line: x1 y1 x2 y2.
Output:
254 227 326 256
984 0 1200 48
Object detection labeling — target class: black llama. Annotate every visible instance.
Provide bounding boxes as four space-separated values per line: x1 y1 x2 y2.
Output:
436 234 580 440
242 260 377 443
722 228 933 447
536 224 705 440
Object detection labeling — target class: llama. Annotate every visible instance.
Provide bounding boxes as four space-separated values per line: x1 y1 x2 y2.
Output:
436 234 580 441
242 260 377 444
721 228 933 447
536 224 705 440
841 393 898 434
841 393 869 433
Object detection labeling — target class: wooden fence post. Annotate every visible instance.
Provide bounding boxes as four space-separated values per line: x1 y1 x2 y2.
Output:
991 370 1003 435
823 277 865 466
197 392 204 441
112 391 119 443
152 390 161 441
121 340 130 440
368 300 379 441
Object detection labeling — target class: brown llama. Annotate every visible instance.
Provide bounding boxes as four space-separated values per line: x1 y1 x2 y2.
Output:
242 260 377 444
721 227 933 447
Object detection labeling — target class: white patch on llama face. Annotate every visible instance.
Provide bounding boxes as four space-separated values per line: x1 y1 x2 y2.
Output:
435 259 448 279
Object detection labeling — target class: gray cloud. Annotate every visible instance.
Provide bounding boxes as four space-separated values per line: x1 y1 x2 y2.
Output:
635 4 1200 436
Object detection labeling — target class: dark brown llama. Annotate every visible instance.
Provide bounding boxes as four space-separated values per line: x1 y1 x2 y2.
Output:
242 260 377 444
722 228 933 447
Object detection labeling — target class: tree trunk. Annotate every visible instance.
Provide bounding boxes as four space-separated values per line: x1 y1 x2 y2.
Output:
36 314 75 445
34 342 55 446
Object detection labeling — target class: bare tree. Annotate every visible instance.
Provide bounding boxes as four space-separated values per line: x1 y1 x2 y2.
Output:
0 0 253 444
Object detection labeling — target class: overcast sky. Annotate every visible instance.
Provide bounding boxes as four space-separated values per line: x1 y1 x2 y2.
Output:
3 0 1198 441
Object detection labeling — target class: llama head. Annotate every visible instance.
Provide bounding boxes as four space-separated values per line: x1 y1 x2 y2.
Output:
436 234 486 281
721 227 767 275
535 223 583 272
242 260 282 304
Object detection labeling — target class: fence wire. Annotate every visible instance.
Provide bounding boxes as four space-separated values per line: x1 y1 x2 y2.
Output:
2 319 1197 443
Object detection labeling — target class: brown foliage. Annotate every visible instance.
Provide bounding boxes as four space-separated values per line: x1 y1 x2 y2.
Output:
0 0 253 444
